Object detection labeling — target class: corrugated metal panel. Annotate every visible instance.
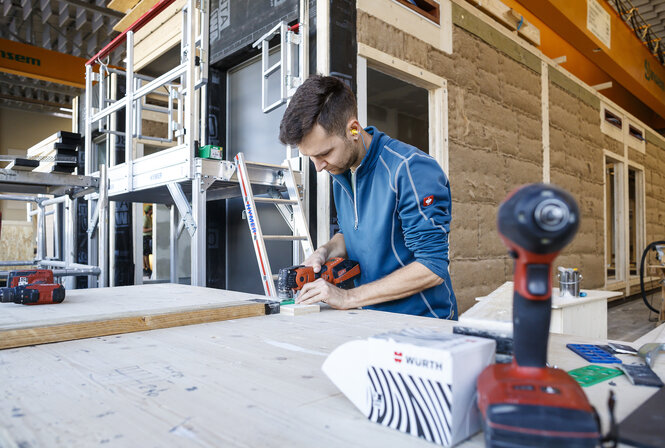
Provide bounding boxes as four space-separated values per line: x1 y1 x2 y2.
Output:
0 0 120 113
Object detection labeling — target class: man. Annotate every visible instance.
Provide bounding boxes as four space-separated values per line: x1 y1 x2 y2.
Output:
279 75 457 319
143 204 153 278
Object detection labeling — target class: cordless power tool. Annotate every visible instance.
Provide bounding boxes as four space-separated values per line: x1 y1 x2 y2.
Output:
1 269 65 305
277 258 361 299
477 184 601 447
7 269 54 287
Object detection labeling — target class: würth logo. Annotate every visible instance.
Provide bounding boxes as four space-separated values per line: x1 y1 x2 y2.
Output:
394 351 402 363
423 195 434 207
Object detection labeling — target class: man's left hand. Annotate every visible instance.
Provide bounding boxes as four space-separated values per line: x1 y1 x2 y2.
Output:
295 279 354 310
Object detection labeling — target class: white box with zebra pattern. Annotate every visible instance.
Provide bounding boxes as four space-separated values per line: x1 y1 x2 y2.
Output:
322 329 495 446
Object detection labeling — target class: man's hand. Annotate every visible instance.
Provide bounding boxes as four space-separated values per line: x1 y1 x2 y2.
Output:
302 247 328 274
302 233 347 273
295 278 355 309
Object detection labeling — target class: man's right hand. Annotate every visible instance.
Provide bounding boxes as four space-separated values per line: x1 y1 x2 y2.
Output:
302 233 347 273
302 247 329 273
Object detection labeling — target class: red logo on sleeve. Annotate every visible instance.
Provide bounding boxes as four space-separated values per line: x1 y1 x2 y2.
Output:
423 195 434 207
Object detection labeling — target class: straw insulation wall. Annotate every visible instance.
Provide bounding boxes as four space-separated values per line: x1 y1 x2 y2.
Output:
357 1 665 312
646 135 665 245
547 80 604 290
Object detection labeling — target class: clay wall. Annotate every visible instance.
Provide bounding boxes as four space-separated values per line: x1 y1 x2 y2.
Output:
358 1 665 312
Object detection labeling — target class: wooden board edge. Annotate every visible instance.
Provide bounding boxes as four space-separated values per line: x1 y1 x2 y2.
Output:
108 0 140 13
113 0 160 32
280 304 321 316
0 302 266 350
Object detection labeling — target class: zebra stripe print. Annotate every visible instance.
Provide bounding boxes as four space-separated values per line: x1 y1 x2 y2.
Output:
367 366 453 446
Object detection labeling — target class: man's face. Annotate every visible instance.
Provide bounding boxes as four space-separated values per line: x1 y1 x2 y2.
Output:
298 124 357 175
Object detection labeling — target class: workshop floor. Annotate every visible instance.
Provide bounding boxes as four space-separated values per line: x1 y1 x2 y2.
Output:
608 291 662 342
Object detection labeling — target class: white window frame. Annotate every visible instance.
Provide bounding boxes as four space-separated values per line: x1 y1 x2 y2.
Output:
357 43 449 173
600 102 646 153
603 149 646 295
604 152 626 287
357 0 452 54
627 162 646 278
626 122 646 152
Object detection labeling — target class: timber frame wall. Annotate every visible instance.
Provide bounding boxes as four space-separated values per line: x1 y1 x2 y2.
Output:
356 0 665 312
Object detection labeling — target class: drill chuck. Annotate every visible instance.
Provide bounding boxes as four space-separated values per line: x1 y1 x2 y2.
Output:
499 183 579 255
533 198 569 232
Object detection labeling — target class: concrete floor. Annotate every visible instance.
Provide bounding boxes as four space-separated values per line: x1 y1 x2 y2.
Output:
607 290 663 342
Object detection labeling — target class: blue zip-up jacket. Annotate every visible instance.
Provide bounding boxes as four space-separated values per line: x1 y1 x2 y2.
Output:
331 127 457 319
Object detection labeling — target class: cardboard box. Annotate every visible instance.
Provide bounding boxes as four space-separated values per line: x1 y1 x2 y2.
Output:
322 329 495 446
198 145 223 159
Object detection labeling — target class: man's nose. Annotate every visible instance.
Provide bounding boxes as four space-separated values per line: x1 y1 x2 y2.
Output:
313 158 327 172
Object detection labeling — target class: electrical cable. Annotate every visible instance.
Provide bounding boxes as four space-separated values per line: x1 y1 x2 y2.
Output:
639 240 665 314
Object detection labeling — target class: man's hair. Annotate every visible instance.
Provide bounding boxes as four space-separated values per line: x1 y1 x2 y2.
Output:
279 75 357 146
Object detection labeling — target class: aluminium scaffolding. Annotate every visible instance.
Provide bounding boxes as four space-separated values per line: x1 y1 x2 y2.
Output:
0 169 102 287
83 0 311 290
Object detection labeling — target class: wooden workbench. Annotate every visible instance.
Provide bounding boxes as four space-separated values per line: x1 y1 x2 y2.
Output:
0 284 271 349
460 281 622 339
1 291 663 447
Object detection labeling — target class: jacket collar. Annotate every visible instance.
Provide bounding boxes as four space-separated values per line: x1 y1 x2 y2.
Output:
332 126 385 186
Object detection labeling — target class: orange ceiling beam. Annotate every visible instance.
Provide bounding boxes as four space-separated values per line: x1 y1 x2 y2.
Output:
0 38 86 88
515 0 665 122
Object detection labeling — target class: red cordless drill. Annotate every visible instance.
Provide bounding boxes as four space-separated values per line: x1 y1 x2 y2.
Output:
477 184 600 447
277 258 361 299
1 269 65 305
7 269 54 287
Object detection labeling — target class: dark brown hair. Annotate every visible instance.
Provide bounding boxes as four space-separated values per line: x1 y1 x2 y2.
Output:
279 75 357 146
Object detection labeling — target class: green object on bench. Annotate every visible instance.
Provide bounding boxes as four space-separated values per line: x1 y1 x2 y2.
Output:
198 145 223 159
568 365 623 387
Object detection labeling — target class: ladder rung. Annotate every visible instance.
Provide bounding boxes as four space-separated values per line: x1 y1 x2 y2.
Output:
242 160 287 170
263 235 308 241
254 197 297 205
264 62 281 77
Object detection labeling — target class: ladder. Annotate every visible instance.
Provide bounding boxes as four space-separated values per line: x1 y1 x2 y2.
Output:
234 152 314 297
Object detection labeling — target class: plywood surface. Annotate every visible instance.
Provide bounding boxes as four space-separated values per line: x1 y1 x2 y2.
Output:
107 0 140 13
0 308 662 447
0 284 269 349
633 322 665 346
113 0 160 32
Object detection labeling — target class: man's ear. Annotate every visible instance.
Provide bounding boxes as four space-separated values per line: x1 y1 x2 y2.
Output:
347 119 361 139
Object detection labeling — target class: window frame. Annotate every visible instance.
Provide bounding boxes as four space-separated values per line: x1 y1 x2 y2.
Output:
603 149 647 294
600 102 646 153
604 154 626 286
393 0 440 24
357 43 449 173
627 162 646 278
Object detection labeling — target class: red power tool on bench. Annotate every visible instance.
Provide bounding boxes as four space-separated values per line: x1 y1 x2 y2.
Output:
0 269 65 305
277 258 360 299
477 184 601 447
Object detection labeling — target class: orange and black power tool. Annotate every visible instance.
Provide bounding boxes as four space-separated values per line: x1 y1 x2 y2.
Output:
476 184 601 447
0 269 65 305
277 258 361 299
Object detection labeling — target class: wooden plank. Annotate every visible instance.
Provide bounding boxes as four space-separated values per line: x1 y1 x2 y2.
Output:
464 0 540 46
113 0 160 32
0 284 271 349
133 0 184 70
460 281 622 339
280 303 320 315
0 309 662 447
108 0 141 13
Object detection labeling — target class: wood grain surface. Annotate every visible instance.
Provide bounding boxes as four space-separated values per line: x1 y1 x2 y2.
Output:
0 284 270 349
0 307 663 447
